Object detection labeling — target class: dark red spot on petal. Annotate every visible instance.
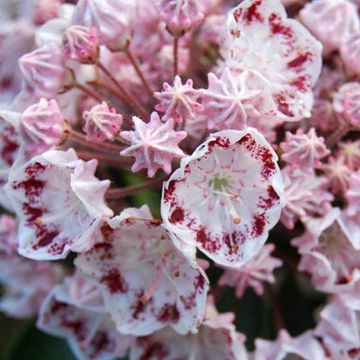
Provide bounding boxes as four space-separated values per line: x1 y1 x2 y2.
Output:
290 75 309 92
233 8 243 22
208 136 231 152
157 303 180 323
252 213 266 237
259 185 280 209
101 269 128 294
169 206 184 224
139 342 169 360
287 52 312 69
269 13 293 38
244 0 264 24
163 179 177 203
2 126 19 166
90 331 111 356
196 227 221 253
274 93 294 117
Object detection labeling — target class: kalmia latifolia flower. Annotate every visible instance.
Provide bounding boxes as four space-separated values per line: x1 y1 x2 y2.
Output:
280 128 330 170
38 272 132 360
155 0 205 36
71 0 136 51
161 128 285 267
224 0 322 122
2 0 360 357
120 112 187 178
155 75 203 123
200 68 264 131
5 149 113 260
280 166 333 229
19 98 65 152
315 295 360 358
340 32 360 76
219 244 282 297
83 101 123 143
75 207 209 336
292 208 360 293
333 82 360 127
299 0 360 53
131 298 247 360
63 25 99 64
18 42 68 97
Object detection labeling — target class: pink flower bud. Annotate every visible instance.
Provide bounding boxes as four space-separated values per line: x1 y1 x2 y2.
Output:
156 0 205 36
71 0 135 51
20 98 65 151
63 25 99 64
83 101 123 142
19 43 68 97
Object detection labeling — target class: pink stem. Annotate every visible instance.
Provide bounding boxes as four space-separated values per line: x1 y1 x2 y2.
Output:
173 36 179 76
105 175 168 199
125 47 155 99
77 151 132 167
74 82 103 102
67 128 125 153
97 61 148 119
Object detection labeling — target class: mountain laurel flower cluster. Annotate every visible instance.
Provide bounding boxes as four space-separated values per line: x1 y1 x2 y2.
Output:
0 0 359 359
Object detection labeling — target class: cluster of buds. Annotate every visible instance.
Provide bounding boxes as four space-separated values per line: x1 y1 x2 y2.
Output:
0 0 359 359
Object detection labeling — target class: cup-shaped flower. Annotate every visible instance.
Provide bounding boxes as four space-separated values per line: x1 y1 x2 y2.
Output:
299 0 360 53
161 128 285 267
19 98 65 152
19 43 68 97
5 149 113 260
83 101 123 143
223 0 322 122
63 25 99 64
120 112 187 178
292 208 360 293
75 208 208 336
38 273 132 360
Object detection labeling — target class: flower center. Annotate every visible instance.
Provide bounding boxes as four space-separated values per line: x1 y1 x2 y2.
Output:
209 174 241 225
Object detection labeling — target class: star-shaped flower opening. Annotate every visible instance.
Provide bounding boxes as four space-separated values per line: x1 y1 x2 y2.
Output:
161 128 285 267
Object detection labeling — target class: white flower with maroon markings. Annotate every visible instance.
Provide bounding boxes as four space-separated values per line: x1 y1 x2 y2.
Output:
5 149 113 260
161 128 285 267
75 208 208 336
38 273 131 360
223 0 322 121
